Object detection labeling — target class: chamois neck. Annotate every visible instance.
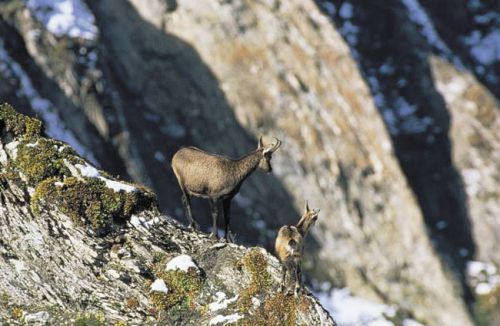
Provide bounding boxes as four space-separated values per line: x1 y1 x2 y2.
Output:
233 149 262 183
296 216 314 237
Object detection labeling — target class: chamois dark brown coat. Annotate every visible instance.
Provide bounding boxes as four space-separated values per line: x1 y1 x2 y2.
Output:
171 137 281 242
275 201 320 295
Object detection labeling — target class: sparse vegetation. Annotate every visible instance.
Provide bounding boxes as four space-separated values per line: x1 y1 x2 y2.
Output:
74 312 107 326
474 287 500 326
147 254 204 323
31 176 155 233
236 248 272 313
11 306 23 320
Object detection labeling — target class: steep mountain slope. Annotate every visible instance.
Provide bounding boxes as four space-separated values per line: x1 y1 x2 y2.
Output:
318 0 499 308
0 104 335 325
1 0 498 325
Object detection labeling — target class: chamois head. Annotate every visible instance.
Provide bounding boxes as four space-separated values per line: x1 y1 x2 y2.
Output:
257 136 281 173
297 201 320 235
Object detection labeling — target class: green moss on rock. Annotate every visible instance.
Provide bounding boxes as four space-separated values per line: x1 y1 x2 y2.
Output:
32 176 156 233
0 103 42 141
15 138 78 186
237 248 273 312
148 256 204 322
74 312 107 326
474 286 500 326
239 292 300 326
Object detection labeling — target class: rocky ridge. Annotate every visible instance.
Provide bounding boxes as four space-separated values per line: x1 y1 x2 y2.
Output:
0 104 334 325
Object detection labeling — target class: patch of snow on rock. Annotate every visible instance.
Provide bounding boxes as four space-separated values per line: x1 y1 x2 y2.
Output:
209 292 239 312
27 0 98 40
467 261 500 296
76 163 136 193
24 311 50 324
403 319 425 326
166 254 198 272
150 279 169 294
209 313 243 325
5 141 19 159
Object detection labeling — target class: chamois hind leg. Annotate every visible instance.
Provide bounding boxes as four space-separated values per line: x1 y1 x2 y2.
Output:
294 265 302 296
285 262 295 295
180 188 198 230
280 264 288 292
222 198 233 243
209 198 220 240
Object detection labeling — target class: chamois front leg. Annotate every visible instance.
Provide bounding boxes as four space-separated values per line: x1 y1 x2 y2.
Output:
181 188 198 230
222 198 233 243
209 198 220 240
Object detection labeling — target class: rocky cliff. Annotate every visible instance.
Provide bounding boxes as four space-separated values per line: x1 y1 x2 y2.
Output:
0 0 498 325
0 104 334 325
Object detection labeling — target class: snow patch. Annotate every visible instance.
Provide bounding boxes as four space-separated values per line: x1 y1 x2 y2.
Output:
469 30 500 65
27 0 98 40
150 279 169 294
76 163 136 193
462 169 481 196
403 319 425 326
5 141 19 159
166 254 198 272
401 0 451 55
130 214 160 229
209 313 243 325
209 292 238 312
467 261 500 296
315 288 398 326
339 2 353 19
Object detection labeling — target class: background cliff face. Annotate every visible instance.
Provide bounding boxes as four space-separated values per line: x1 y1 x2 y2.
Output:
0 0 498 325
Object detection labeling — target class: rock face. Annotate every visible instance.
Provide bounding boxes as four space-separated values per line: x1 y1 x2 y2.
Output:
1 0 498 325
0 104 334 325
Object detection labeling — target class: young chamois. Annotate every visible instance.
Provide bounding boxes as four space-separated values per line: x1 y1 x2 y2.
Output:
275 201 320 295
171 136 281 242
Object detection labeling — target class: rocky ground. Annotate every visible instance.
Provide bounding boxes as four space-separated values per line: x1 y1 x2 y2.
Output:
0 104 335 325
0 0 498 325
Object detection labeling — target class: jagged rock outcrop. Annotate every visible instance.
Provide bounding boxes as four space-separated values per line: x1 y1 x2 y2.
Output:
1 0 498 325
0 104 334 325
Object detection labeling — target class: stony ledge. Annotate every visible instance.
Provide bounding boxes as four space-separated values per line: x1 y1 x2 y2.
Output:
0 103 336 325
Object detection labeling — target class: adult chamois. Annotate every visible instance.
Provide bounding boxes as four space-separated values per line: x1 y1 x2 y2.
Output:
275 201 320 295
171 136 281 242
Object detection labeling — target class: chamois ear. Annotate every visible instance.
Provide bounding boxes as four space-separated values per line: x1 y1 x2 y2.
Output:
258 136 264 149
304 200 310 213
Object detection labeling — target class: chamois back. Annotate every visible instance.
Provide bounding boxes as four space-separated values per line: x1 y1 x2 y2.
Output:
275 225 303 265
